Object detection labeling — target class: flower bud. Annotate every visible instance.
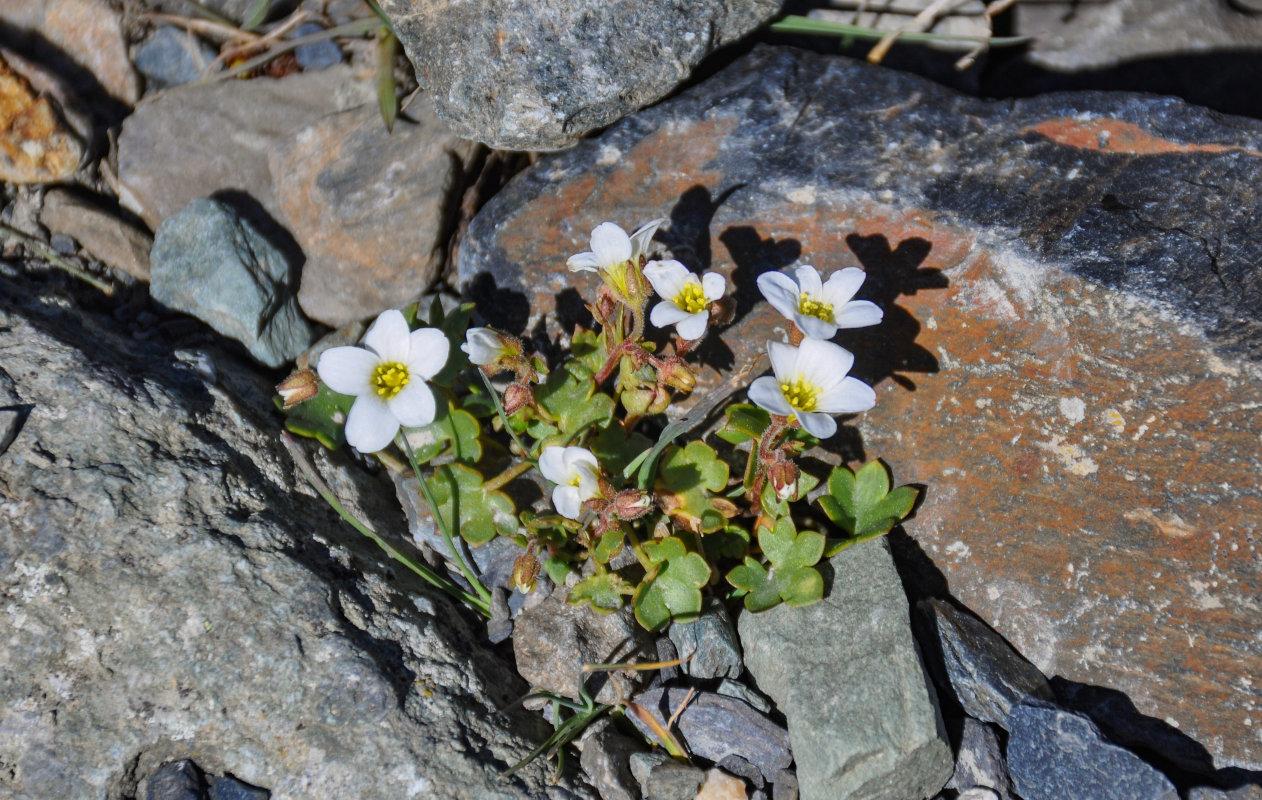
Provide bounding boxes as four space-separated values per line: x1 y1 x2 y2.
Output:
768 459 800 502
502 382 532 415
512 552 541 593
709 296 736 328
611 489 653 521
461 327 521 371
661 360 696 393
276 369 319 409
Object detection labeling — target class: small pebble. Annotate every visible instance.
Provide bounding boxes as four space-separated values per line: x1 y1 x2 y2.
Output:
292 23 344 71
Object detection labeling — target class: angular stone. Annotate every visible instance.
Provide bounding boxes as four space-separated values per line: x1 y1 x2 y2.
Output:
271 102 479 328
645 762 706 800
948 718 1014 799
207 774 269 800
918 598 1052 726
0 0 138 104
134 26 218 91
1007 699 1178 800
697 768 749 800
578 721 642 800
626 688 791 785
144 760 204 800
457 45 1262 770
292 22 344 72
1189 785 1262 800
512 583 654 704
0 51 82 184
40 188 152 281
668 597 743 680
378 0 780 150
737 539 951 800
116 67 374 230
0 275 590 799
150 198 313 368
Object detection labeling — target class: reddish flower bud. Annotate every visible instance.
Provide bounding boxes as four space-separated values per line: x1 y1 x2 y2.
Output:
276 369 319 409
768 459 800 502
512 552 541 593
502 382 532 415
611 489 653 521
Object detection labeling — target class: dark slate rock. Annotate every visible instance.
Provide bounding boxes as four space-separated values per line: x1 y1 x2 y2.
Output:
378 0 780 150
134 26 217 91
627 687 791 784
146 760 205 800
456 44 1262 771
1189 785 1262 800
772 769 799 800
578 721 643 800
1007 699 1178 800
919 598 1052 726
948 718 1014 799
292 23 343 71
644 762 705 800
668 598 743 679
149 198 312 368
207 775 270 800
715 677 772 714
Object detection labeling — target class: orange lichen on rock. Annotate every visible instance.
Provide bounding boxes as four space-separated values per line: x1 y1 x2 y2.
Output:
1023 117 1262 159
0 52 82 184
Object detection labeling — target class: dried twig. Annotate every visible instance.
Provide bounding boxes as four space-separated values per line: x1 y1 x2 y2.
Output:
954 0 1022 70
867 0 964 63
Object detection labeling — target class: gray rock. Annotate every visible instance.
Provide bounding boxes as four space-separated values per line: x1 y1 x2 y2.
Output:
645 762 705 800
1006 699 1178 800
134 26 218 90
630 751 674 790
918 598 1053 727
0 274 588 799
668 598 743 679
947 718 1013 799
738 539 952 800
207 774 269 800
292 22 344 71
626 687 791 784
377 0 781 150
578 721 643 800
771 769 798 800
715 678 772 714
150 198 313 368
40 188 152 281
1189 785 1262 800
145 760 204 800
117 66 374 231
512 583 654 704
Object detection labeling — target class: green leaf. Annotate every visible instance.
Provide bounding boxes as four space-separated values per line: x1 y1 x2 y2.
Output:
706 524 752 561
716 404 771 445
819 460 920 542
591 528 625 565
590 424 653 479
278 383 353 449
569 572 631 614
725 517 825 612
632 537 711 630
375 28 399 133
402 403 482 464
241 0 271 30
655 441 733 534
543 556 573 585
427 463 517 545
528 361 615 445
570 328 606 375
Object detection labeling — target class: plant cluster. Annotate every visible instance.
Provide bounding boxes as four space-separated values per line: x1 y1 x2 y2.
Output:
279 219 920 628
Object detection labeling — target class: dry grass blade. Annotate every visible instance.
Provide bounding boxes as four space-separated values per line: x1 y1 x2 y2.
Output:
867 0 964 63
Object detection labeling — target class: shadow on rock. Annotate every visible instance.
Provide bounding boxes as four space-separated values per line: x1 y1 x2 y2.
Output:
465 270 530 335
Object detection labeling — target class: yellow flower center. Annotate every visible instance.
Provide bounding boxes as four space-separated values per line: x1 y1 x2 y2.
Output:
780 376 820 412
674 282 708 314
798 293 835 323
569 474 584 487
372 361 410 399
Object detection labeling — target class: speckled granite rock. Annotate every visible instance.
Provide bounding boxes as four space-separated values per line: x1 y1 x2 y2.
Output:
457 44 1262 771
0 274 591 800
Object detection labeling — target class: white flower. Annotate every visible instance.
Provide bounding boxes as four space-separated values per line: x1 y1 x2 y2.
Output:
316 309 449 453
747 338 876 439
566 219 665 274
538 446 602 520
756 265 883 340
643 259 726 340
460 327 513 366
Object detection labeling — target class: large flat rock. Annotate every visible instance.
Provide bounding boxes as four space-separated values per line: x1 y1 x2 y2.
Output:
458 46 1262 770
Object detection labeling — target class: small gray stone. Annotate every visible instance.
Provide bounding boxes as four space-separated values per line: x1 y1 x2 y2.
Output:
668 598 742 679
150 198 313 368
49 233 76 254
715 678 772 714
134 26 217 90
578 721 643 800
1188 785 1262 800
738 539 952 800
207 774 269 800
630 751 673 790
948 718 1013 799
771 769 798 800
918 598 1052 727
1006 699 1178 800
645 762 705 800
145 760 204 800
292 22 344 71
39 189 152 281
626 688 791 784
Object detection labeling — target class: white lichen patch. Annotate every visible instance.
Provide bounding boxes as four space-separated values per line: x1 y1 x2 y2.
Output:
1058 397 1086 424
1036 434 1098 476
785 185 816 204
1103 407 1125 434
944 540 972 560
596 144 622 165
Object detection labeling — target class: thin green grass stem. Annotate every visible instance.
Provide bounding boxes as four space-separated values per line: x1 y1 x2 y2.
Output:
476 369 535 463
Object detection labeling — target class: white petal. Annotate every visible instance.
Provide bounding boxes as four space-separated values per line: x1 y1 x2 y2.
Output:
629 218 666 259
834 300 884 329
643 259 690 299
387 378 437 427
757 271 801 321
344 394 400 453
538 446 569 485
766 340 801 381
650 300 692 329
553 485 583 520
674 312 709 341
796 411 838 440
317 346 377 396
797 337 854 381
816 377 876 415
794 265 823 297
460 327 502 365
406 328 450 378
793 314 838 341
563 446 599 475
821 267 866 305
574 461 602 500
566 252 602 272
362 309 410 362
701 271 726 301
748 375 793 416
590 222 632 267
